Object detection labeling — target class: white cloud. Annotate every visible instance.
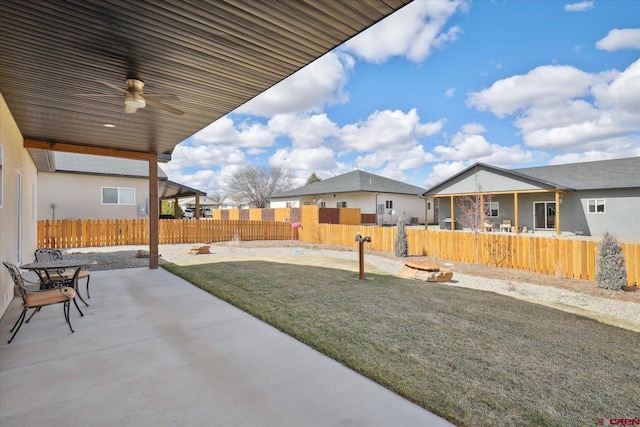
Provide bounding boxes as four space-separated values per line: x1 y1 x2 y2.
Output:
192 116 274 148
234 52 354 117
564 1 594 12
267 113 339 149
342 0 467 63
466 65 600 117
356 145 436 172
168 144 246 169
425 161 469 187
444 87 455 98
549 144 640 165
269 147 338 173
466 59 640 155
596 28 640 51
341 108 443 152
433 124 535 166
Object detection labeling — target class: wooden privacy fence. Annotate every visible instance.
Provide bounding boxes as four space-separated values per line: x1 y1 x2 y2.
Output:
297 224 639 287
38 219 293 248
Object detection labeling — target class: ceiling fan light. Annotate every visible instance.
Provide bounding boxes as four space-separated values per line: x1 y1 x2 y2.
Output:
124 92 146 108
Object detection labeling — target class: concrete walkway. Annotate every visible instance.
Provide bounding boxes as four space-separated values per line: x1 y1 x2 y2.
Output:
0 268 454 427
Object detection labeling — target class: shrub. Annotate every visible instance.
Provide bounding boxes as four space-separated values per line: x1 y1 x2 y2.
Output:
595 232 627 290
394 217 408 257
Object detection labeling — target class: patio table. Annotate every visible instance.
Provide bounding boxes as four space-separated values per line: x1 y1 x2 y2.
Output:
20 259 97 307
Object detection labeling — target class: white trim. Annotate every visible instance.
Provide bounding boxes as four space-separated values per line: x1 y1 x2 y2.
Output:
533 200 556 230
101 186 136 205
587 198 605 214
15 167 23 264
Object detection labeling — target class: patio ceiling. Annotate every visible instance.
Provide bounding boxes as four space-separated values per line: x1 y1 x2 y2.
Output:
0 0 411 168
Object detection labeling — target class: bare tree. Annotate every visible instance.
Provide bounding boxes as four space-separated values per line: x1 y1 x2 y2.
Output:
227 165 293 208
457 190 491 232
209 192 226 204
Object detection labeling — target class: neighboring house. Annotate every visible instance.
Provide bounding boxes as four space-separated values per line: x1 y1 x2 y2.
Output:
179 195 222 217
424 157 640 239
1 93 39 318
219 195 253 210
37 152 205 220
271 169 431 225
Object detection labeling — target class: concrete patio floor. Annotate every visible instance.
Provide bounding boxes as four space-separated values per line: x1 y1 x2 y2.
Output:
0 267 453 427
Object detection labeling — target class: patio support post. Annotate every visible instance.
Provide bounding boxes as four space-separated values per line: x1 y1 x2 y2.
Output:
450 195 455 231
555 191 561 236
174 196 179 219
514 192 519 233
480 193 484 231
195 195 200 221
149 157 159 269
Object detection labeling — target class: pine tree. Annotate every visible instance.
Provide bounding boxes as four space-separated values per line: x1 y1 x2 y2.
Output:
595 232 627 290
394 216 408 257
306 172 321 185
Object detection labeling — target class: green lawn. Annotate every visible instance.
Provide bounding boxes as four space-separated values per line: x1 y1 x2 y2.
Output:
163 261 640 427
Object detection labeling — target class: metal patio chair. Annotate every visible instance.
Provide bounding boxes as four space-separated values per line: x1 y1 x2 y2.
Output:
34 248 91 304
3 262 76 344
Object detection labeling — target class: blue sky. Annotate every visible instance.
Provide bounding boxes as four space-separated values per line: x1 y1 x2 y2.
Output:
164 0 640 196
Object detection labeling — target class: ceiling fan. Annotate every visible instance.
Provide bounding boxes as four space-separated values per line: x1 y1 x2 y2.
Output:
78 79 184 115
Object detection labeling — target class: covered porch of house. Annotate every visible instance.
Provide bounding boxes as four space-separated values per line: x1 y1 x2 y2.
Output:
0 267 451 426
432 189 566 236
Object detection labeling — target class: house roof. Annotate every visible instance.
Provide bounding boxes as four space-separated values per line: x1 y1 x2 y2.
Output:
513 157 640 190
46 152 205 199
424 157 640 195
273 170 427 198
51 152 168 179
0 1 410 164
179 196 222 207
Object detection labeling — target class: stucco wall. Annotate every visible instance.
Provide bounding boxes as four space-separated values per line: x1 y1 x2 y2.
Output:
1 92 39 318
38 173 151 220
272 192 427 224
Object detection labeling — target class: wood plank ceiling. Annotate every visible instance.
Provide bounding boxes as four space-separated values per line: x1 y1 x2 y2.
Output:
0 0 411 167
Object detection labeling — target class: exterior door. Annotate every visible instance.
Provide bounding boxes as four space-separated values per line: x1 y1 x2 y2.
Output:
15 168 23 264
534 201 555 229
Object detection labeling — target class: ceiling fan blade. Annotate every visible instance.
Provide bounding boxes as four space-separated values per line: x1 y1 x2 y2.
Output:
144 93 179 102
145 98 184 115
98 80 130 94
75 93 118 97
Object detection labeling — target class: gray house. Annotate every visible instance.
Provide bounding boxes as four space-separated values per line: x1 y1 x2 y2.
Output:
38 152 205 220
271 169 431 225
424 157 640 239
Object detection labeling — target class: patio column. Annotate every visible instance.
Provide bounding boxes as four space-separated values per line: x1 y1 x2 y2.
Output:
555 191 561 236
513 192 519 233
450 195 455 231
174 196 180 218
149 157 159 269
195 194 200 221
480 193 485 231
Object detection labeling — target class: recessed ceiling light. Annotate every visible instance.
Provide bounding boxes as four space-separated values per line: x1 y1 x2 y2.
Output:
103 123 116 128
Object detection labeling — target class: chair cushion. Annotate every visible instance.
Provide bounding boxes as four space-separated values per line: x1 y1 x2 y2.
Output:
24 287 76 307
60 269 90 279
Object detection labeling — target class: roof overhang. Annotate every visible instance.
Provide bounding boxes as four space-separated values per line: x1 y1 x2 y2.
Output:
1 1 411 162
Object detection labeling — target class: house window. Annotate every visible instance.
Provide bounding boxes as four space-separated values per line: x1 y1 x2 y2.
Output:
285 202 292 208
336 201 347 208
587 199 605 214
385 200 393 209
102 187 135 205
319 201 326 208
484 201 499 217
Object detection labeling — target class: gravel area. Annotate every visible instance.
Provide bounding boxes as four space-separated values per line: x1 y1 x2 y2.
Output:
65 240 640 331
